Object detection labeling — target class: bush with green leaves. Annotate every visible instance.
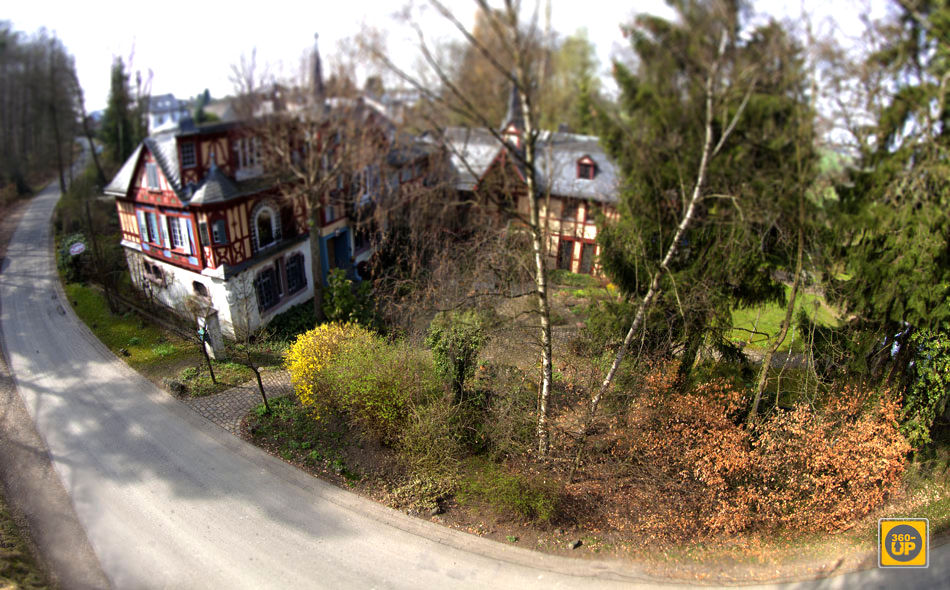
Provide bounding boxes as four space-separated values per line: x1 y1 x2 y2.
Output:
469 362 536 459
425 309 488 401
286 323 462 505
323 269 377 328
458 458 560 522
57 232 91 283
267 298 318 341
904 329 950 448
286 323 443 443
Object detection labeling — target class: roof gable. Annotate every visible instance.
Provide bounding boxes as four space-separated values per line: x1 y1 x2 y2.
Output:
103 144 144 198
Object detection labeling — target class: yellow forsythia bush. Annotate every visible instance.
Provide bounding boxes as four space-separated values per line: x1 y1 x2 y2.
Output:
285 322 442 443
285 322 358 417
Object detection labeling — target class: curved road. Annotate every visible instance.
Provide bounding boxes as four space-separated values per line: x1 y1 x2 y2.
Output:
1 179 946 589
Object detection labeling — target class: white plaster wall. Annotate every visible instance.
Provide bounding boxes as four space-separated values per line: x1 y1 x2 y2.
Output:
126 248 213 315
220 240 314 338
124 239 314 339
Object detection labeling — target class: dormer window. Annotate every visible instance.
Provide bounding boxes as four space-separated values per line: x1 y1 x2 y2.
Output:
235 136 262 180
577 157 596 180
181 142 196 169
503 123 522 149
212 219 228 244
146 162 160 190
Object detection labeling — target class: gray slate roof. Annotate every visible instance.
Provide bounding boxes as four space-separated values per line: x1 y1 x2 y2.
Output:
189 163 241 205
145 133 183 196
536 131 618 204
441 127 618 203
104 129 266 206
149 93 189 114
439 127 502 191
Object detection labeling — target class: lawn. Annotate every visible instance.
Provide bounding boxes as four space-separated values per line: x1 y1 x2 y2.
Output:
64 283 197 371
731 285 840 351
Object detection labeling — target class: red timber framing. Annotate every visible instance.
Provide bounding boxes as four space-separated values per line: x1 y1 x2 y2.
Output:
191 192 308 271
132 204 203 271
556 236 599 275
133 151 183 208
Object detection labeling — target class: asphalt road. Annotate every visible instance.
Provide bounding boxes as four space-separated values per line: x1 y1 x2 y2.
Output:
1 177 947 589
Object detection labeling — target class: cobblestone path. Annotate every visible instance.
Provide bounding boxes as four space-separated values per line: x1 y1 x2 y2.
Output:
181 370 293 434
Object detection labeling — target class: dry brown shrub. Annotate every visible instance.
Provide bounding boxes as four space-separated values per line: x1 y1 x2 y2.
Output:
601 363 910 539
753 385 910 531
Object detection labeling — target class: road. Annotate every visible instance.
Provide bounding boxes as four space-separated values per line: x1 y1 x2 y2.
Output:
0 177 947 589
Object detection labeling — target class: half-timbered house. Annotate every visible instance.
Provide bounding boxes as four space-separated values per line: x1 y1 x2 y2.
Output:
106 120 315 338
442 94 619 275
106 98 435 341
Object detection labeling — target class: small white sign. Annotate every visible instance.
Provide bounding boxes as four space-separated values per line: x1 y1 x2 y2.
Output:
69 242 86 256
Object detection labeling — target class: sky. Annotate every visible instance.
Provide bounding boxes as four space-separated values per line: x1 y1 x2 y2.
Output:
7 1 890 113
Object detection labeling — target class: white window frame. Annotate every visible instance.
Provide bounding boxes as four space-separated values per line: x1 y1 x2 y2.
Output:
235 137 263 180
145 162 160 190
212 219 227 244
146 212 160 245
254 205 280 250
168 217 183 249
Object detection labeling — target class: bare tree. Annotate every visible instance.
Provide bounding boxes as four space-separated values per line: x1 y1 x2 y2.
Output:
569 2 767 479
371 0 559 456
232 38 397 323
229 274 273 414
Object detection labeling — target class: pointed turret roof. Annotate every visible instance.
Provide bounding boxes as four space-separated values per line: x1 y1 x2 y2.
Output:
189 155 241 205
501 81 524 131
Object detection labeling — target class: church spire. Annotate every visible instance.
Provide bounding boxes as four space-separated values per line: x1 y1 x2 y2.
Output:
311 33 325 105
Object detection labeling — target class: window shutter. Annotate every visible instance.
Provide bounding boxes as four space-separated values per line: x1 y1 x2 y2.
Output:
159 214 171 248
182 218 194 255
136 210 149 242
254 276 265 312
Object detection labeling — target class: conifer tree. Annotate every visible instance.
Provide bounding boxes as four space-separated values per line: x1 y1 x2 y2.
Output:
835 0 950 386
593 2 816 387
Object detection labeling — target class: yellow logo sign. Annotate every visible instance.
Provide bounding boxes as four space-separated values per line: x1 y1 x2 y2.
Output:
879 518 929 568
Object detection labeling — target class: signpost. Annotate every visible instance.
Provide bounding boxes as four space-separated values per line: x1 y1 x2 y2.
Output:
69 242 86 256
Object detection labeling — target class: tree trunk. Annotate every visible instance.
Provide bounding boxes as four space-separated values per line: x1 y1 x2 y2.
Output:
200 334 217 384
304 195 327 323
676 328 704 392
515 77 554 457
309 208 326 323
570 35 740 481
748 217 803 423
49 104 66 193
71 73 106 186
252 364 270 413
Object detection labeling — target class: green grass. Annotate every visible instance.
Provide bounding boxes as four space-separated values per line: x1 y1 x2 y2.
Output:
731 285 840 351
0 491 50 590
457 457 559 522
548 269 602 289
64 282 197 370
245 397 359 481
176 362 257 397
902 429 950 538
